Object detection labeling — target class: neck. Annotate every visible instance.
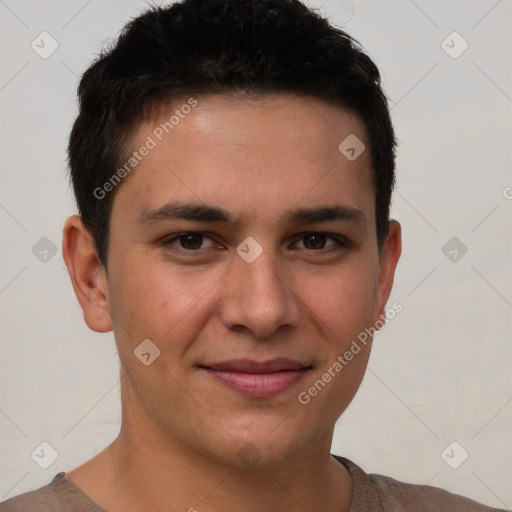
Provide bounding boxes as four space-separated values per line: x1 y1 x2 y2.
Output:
66 385 352 512
107 430 352 512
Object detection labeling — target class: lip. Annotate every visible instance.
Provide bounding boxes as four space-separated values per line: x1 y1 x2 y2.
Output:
199 358 312 397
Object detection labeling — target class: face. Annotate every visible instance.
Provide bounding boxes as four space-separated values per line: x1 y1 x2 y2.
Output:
72 93 400 469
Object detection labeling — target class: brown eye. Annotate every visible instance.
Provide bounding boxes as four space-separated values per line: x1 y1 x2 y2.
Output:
302 234 327 249
292 233 346 252
161 232 219 253
179 233 203 250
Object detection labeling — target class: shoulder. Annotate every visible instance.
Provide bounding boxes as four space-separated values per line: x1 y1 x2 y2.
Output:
367 471 506 512
333 455 508 512
0 473 64 512
0 472 103 512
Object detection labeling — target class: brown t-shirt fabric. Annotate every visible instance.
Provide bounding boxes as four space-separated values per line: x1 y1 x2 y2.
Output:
0 455 507 511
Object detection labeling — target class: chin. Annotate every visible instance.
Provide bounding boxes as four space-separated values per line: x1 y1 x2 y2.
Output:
199 419 319 470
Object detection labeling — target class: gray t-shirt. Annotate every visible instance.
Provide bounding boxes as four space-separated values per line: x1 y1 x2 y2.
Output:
0 455 507 511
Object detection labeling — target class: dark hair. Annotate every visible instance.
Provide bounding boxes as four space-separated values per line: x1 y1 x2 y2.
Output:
68 0 396 267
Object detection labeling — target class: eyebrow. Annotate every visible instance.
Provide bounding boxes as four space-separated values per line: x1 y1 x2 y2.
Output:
285 205 366 226
136 201 231 224
136 201 366 226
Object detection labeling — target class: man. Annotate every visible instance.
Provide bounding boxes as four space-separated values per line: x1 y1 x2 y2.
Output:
0 0 506 511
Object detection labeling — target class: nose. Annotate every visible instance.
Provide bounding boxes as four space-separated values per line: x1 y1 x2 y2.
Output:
219 250 301 339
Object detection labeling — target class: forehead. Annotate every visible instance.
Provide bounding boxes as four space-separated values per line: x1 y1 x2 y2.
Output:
114 93 374 223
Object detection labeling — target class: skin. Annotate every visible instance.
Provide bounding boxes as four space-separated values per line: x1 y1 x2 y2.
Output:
62 93 401 512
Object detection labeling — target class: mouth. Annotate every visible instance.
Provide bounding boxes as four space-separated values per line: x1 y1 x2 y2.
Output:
198 358 313 397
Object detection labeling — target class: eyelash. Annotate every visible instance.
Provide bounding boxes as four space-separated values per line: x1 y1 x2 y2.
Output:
291 232 347 251
160 232 348 253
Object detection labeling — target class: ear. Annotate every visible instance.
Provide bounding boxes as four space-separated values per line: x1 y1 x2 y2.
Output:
374 220 402 323
62 215 112 333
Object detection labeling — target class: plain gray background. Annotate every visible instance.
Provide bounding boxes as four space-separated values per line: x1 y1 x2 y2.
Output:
0 0 511 507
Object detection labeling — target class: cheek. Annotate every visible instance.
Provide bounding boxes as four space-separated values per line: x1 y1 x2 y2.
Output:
107 257 224 346
296 266 377 422
300 259 379 338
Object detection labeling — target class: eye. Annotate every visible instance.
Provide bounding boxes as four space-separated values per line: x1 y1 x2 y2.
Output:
179 233 205 250
293 233 345 251
162 232 218 251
